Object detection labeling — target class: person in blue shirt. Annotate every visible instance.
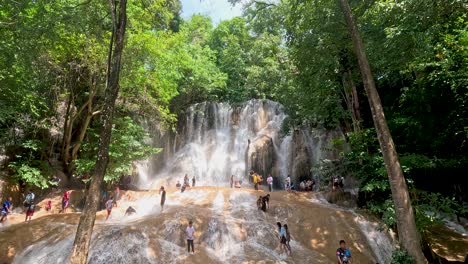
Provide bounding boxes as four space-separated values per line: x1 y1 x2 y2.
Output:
336 240 352 264
277 222 289 256
0 197 12 222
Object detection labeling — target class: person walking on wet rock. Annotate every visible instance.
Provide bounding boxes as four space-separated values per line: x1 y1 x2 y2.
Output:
23 189 35 213
277 222 288 255
284 224 292 255
0 197 12 223
113 185 120 207
105 196 113 220
159 186 166 212
186 220 196 255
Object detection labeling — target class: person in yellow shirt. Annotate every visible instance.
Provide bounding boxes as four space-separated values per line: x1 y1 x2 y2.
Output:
254 173 262 190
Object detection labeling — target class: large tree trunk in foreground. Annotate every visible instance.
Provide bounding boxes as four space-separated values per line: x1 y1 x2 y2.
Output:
69 0 127 263
338 0 427 263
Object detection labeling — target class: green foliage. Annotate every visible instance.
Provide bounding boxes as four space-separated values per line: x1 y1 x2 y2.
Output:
345 129 390 193
391 249 414 264
9 164 49 190
316 127 464 231
7 140 50 189
208 16 291 104
74 117 160 183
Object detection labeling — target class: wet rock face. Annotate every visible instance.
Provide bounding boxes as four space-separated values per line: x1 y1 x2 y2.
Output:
88 228 154 264
290 130 311 184
325 191 357 208
248 135 275 178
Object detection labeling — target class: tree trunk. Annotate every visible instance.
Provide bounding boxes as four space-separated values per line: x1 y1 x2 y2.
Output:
69 0 127 263
338 0 427 263
71 78 99 162
61 89 73 170
341 70 361 132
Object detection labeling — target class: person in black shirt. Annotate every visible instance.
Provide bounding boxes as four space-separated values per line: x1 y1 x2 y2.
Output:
159 186 166 212
336 240 352 264
261 194 270 212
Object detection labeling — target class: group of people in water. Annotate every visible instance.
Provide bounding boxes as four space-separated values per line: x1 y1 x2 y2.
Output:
1 171 354 263
176 174 195 192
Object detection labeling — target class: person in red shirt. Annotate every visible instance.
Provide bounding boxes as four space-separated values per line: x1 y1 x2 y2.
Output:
46 200 52 212
61 191 70 213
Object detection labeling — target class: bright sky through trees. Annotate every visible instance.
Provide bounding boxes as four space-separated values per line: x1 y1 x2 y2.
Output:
181 0 243 24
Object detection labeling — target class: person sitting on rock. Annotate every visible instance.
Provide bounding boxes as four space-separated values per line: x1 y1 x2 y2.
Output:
125 206 137 216
261 194 270 212
333 176 344 191
235 179 241 188
176 180 182 188
257 196 263 210
300 181 306 191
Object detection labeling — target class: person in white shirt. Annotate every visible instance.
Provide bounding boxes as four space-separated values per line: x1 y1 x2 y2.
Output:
186 220 195 254
285 175 291 191
105 197 113 220
267 175 273 192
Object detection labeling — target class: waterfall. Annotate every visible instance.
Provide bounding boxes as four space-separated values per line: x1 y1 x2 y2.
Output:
140 99 291 188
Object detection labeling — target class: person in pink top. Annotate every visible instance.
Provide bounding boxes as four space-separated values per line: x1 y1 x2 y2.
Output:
46 200 52 212
186 220 195 254
61 191 70 213
267 175 273 192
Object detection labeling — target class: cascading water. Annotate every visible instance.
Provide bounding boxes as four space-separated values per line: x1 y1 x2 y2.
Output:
3 100 405 264
9 188 396 264
143 100 292 188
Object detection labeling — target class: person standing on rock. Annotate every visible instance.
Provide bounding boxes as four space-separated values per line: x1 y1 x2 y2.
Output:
186 220 196 255
159 186 166 212
113 186 120 207
192 176 196 187
184 174 190 187
254 173 262 191
61 190 70 213
284 224 292 255
285 175 291 191
105 196 113 220
0 197 12 223
267 174 273 192
23 189 35 212
230 175 234 188
25 203 35 222
101 188 108 210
